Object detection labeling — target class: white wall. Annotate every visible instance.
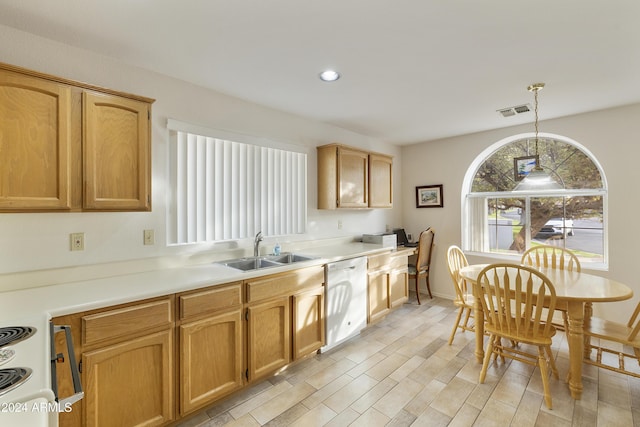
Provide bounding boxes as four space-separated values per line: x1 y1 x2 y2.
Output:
401 103 640 322
0 25 403 288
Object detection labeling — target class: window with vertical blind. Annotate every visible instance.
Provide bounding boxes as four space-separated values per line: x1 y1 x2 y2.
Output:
167 122 307 245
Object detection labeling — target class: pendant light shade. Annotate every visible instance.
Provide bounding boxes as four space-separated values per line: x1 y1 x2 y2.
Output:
513 83 563 191
513 167 563 191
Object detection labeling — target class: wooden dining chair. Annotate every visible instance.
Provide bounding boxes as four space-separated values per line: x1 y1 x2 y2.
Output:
521 245 581 331
475 263 559 409
583 301 640 378
446 245 475 345
408 228 435 304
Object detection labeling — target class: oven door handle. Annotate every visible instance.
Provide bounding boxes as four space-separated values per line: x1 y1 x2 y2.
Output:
50 323 84 407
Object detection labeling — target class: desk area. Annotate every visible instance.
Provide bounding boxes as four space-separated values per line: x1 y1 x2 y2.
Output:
460 263 633 400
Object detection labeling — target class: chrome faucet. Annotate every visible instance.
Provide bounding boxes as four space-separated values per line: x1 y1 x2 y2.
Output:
254 231 263 257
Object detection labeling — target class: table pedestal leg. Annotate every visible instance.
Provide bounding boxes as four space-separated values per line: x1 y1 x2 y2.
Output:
566 301 585 399
584 302 593 356
474 295 484 363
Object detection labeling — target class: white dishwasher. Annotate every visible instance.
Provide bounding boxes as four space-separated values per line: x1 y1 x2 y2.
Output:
321 256 368 352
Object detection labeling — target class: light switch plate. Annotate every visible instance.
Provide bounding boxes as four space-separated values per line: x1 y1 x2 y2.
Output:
143 229 155 245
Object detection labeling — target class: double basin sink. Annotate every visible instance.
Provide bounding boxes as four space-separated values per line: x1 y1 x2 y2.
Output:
219 252 317 272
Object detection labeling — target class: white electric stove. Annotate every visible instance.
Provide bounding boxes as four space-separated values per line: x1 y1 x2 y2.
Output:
0 317 59 427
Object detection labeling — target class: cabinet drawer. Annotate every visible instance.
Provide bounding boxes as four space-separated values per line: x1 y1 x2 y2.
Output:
390 254 408 270
368 252 391 271
178 282 242 320
246 266 324 303
83 298 173 346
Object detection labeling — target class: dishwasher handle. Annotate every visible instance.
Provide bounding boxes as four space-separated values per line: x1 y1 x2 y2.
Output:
50 323 84 407
326 257 367 272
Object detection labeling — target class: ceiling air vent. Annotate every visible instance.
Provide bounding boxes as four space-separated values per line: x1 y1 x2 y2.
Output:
497 103 531 117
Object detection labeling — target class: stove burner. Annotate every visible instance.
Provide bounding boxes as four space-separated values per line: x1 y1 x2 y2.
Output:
0 326 36 348
0 367 32 396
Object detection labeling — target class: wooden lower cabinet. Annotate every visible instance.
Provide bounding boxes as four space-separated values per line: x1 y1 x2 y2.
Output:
83 329 174 427
179 308 243 414
367 250 410 323
292 285 325 360
53 267 326 426
53 297 175 427
247 296 291 382
389 264 409 308
368 268 390 323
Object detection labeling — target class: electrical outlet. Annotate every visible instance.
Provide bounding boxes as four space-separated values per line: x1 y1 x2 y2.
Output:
407 233 413 242
143 229 155 245
337 220 342 230
70 233 84 251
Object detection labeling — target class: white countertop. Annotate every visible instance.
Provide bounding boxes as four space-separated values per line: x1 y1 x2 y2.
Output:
0 242 392 322
0 242 395 410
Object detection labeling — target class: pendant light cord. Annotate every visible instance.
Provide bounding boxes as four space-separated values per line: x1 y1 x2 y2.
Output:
534 87 539 157
528 83 545 169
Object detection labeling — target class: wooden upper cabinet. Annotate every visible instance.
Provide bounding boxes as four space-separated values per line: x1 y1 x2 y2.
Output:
336 146 369 208
317 143 392 209
369 153 393 208
83 91 151 210
0 68 72 211
0 62 154 212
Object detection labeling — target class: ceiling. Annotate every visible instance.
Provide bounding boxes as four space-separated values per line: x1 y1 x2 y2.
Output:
1 1 639 145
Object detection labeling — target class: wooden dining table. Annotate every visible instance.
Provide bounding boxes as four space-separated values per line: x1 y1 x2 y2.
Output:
459 263 633 400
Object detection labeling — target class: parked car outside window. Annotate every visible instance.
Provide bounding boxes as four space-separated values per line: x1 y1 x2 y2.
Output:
535 218 574 239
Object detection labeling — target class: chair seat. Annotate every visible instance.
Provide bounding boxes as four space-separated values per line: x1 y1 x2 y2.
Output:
408 264 428 275
585 316 640 346
583 305 640 378
485 322 556 345
453 294 475 308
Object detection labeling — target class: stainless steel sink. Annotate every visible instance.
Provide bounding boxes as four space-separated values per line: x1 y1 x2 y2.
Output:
219 252 316 272
222 257 282 271
266 253 315 264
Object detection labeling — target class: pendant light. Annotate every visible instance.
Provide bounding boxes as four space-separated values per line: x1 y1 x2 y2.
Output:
513 83 563 191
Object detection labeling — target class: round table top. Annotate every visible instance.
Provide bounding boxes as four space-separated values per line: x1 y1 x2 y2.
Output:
459 264 633 303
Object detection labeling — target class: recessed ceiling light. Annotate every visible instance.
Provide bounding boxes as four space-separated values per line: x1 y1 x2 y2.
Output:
319 70 341 82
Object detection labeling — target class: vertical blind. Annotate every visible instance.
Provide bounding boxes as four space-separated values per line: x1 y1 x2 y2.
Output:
168 129 307 245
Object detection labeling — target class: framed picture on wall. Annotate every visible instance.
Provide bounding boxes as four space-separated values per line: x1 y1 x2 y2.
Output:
416 184 443 208
513 155 538 181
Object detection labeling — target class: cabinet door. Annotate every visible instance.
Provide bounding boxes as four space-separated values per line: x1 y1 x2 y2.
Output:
179 309 243 414
83 91 150 210
247 297 291 381
83 329 174 427
337 146 369 208
369 153 393 208
368 271 390 323
0 69 72 210
293 286 324 360
389 268 409 308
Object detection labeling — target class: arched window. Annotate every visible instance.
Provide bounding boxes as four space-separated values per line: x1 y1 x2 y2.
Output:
462 132 607 267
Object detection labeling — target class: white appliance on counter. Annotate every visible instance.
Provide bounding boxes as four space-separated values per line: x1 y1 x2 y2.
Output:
322 256 368 352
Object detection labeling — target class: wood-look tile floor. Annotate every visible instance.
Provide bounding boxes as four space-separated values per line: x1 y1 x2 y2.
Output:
176 294 640 427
